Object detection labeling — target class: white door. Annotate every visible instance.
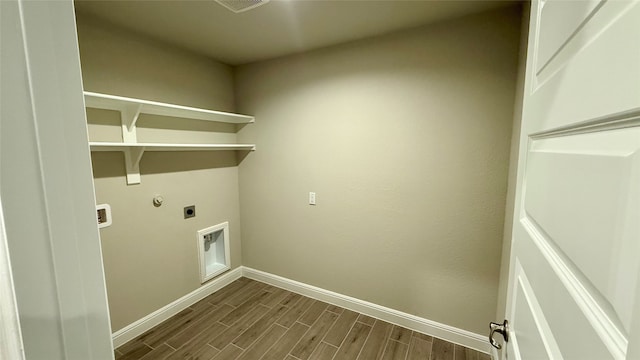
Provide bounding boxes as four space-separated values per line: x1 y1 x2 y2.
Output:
1 0 114 358
497 0 640 359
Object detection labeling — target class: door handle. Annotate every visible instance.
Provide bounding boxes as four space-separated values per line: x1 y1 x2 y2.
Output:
489 320 509 349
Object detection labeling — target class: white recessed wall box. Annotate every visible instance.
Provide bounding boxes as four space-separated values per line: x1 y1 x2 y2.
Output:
197 222 231 283
96 204 112 228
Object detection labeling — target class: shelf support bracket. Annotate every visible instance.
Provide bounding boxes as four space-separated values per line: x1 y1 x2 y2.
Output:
124 147 144 185
121 104 142 143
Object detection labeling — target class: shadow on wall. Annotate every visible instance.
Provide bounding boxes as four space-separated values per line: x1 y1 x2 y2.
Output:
91 151 240 178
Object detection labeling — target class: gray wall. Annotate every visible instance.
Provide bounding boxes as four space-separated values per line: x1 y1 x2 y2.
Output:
235 6 521 334
76 13 243 332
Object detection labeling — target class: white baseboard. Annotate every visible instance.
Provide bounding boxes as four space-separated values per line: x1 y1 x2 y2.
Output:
242 267 491 354
111 267 243 348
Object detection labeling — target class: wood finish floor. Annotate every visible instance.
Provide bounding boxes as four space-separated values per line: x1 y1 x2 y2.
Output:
115 278 490 360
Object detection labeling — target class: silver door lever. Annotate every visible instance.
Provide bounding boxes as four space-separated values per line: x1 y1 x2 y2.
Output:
489 320 509 349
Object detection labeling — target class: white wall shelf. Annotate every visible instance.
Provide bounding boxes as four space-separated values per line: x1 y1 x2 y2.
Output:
84 91 255 125
84 92 256 185
89 142 256 152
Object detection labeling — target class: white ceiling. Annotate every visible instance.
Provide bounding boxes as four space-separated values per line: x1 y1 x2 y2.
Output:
74 0 517 65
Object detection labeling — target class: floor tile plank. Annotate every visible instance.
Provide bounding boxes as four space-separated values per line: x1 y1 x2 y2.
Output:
406 336 433 360
205 279 254 307
166 304 234 349
332 322 372 360
290 311 339 359
219 291 271 326
277 296 316 328
236 324 287 360
138 344 175 360
233 304 290 349
223 281 265 307
115 341 153 360
381 340 408 360
322 309 359 347
430 337 453 360
140 306 215 348
299 300 329 326
165 343 220 360
280 292 303 307
357 320 392 360
261 322 309 360
211 344 243 360
356 314 376 326
389 325 413 345
413 331 433 342
454 344 491 360
308 342 338 360
209 304 271 350
260 287 291 308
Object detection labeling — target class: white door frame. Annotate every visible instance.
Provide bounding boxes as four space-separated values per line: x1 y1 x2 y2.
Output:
0 198 25 360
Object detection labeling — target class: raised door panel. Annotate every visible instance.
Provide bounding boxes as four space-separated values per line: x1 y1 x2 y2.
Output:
524 128 640 332
536 0 602 73
528 1 640 133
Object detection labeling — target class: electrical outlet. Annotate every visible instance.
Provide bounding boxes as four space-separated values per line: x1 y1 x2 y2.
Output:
309 192 316 205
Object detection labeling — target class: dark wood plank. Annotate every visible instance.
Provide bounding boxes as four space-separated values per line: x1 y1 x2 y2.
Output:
413 331 433 341
322 309 359 347
135 307 193 342
299 300 329 326
233 304 290 349
430 337 453 360
276 296 316 328
308 342 338 360
165 343 220 360
280 292 303 307
261 322 309 360
116 340 152 360
190 297 217 312
140 305 214 348
259 287 291 308
166 304 234 349
209 304 271 350
219 290 271 326
454 344 491 360
211 344 243 360
356 314 376 326
138 344 175 360
332 322 372 360
389 325 412 344
357 320 392 360
236 325 287 360
223 281 265 307
381 340 408 360
290 311 339 359
203 279 254 307
326 305 344 315
407 336 433 360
